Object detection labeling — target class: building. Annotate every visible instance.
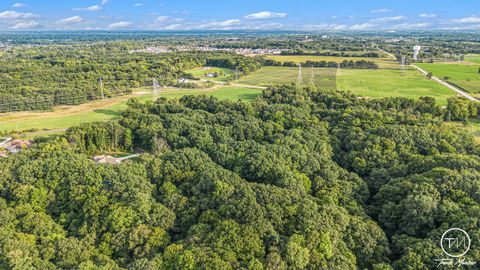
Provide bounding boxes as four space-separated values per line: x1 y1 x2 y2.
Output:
6 139 32 154
93 155 122 165
93 154 140 165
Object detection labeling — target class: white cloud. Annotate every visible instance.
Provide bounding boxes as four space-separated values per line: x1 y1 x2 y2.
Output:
134 3 144 7
371 16 405 23
371 9 392 13
197 19 241 29
101 0 109 5
74 5 102 11
108 21 132 29
55 16 84 25
245 11 287 19
450 16 480 23
0 11 38 19
11 21 40 29
11 3 27 8
156 16 169 22
391 23 430 29
163 24 183 30
350 23 376 30
419 13 436 18
307 23 347 30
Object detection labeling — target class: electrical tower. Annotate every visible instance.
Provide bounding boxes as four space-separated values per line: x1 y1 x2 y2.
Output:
310 66 315 85
297 64 303 86
153 78 160 101
401 56 406 75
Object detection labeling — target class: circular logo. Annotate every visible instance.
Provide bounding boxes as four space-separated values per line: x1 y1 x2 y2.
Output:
441 228 471 258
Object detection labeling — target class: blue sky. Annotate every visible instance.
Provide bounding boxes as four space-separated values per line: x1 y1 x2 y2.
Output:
0 0 479 30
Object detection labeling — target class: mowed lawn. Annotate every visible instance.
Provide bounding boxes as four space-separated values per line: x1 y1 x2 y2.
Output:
239 66 337 89
265 55 398 68
416 63 480 94
337 68 454 105
0 86 261 134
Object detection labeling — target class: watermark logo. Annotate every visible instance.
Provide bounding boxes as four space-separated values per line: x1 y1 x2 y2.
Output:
436 228 476 268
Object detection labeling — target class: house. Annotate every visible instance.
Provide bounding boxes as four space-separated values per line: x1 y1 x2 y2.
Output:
93 154 141 165
93 155 122 165
6 139 32 154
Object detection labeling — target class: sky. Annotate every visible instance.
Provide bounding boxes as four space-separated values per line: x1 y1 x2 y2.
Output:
0 0 479 31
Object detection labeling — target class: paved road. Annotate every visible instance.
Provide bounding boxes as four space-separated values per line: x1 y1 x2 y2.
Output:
412 65 478 102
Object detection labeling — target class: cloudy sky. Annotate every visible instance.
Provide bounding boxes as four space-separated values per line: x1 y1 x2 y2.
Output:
0 0 479 31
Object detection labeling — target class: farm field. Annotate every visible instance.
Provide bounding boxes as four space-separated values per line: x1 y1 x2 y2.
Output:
265 55 398 68
416 63 480 94
0 86 261 136
238 66 337 89
337 68 454 104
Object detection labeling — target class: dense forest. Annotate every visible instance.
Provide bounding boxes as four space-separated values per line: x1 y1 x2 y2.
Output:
0 85 478 269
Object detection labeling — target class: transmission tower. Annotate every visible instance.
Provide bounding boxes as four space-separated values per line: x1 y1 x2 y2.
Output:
99 78 104 100
153 78 160 101
401 56 406 75
297 64 303 86
310 66 315 85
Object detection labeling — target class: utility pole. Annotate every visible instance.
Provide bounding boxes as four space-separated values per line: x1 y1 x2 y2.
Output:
235 66 239 81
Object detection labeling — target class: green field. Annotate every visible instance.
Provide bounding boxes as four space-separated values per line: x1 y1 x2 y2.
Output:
239 66 336 89
265 55 397 68
186 67 233 82
0 86 261 135
466 54 480 64
337 68 454 104
416 63 480 94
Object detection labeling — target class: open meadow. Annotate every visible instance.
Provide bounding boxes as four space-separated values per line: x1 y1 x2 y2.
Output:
265 54 398 68
336 68 454 104
238 66 337 89
416 62 480 94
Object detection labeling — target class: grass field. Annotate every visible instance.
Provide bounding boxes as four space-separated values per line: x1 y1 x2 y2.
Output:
239 66 336 89
337 68 454 104
416 63 480 94
239 65 454 104
466 54 480 64
265 55 398 68
186 67 233 82
0 86 261 135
